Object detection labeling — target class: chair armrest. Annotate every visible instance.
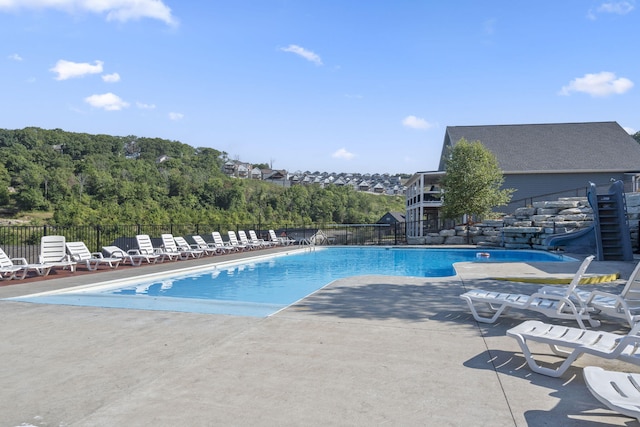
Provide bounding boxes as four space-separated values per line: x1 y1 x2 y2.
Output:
91 252 105 259
11 257 29 266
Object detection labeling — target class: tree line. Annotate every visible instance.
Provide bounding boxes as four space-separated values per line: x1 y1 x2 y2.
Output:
0 127 405 226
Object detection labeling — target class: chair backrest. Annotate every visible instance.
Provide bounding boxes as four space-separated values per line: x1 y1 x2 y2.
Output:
161 234 179 251
136 234 155 254
620 261 640 298
211 232 224 245
174 236 191 249
40 235 67 263
237 230 250 244
228 231 240 245
268 230 279 242
564 255 595 297
249 230 260 241
0 247 14 268
66 241 92 261
192 235 207 247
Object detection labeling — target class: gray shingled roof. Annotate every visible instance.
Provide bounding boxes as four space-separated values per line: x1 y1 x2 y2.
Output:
439 122 640 173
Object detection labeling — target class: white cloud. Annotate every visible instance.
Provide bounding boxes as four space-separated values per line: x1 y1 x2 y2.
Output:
168 112 184 120
8 53 22 61
84 92 129 110
332 148 355 160
624 126 636 134
402 115 435 130
588 1 635 19
102 72 120 83
280 44 323 66
559 71 634 97
0 0 177 26
136 101 156 109
598 1 635 14
50 59 103 80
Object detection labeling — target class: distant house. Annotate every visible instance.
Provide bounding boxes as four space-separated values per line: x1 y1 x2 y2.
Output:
262 169 289 187
377 211 405 225
406 121 640 241
236 164 249 178
358 180 371 192
372 182 385 194
250 167 262 179
223 160 236 176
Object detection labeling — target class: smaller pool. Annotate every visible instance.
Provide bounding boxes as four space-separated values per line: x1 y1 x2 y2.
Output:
9 247 575 317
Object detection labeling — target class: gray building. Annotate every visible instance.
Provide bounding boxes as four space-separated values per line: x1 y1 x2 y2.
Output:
442 122 640 209
406 121 640 241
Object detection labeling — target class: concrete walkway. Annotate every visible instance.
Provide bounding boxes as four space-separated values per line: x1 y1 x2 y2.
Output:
0 249 638 426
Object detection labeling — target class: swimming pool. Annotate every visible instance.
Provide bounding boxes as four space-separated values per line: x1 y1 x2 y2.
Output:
9 247 574 317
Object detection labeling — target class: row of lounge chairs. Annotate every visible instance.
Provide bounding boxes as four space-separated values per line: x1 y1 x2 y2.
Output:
460 255 640 329
0 229 295 280
460 254 640 421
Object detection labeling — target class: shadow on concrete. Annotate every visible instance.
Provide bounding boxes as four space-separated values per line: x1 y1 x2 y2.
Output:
291 277 471 322
465 349 638 426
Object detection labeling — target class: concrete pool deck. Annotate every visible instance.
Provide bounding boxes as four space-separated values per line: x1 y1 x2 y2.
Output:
0 247 639 426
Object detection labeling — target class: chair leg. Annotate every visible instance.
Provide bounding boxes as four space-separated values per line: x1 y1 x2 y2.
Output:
462 297 511 324
513 336 582 377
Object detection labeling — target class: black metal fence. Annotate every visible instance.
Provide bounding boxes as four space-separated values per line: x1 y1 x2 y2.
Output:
0 222 407 263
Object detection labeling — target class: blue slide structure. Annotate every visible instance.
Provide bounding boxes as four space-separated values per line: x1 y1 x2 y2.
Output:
544 181 634 261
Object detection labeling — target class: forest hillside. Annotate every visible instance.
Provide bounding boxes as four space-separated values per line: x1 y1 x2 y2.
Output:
0 127 405 226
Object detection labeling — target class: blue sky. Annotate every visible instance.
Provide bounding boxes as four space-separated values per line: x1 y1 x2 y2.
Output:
1 1 638 174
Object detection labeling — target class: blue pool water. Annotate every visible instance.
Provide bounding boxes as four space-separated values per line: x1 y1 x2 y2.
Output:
10 247 573 317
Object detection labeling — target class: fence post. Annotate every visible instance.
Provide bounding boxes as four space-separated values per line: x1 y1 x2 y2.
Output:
96 224 102 253
394 223 398 245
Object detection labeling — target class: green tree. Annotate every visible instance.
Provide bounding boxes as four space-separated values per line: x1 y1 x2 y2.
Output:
440 138 514 225
633 131 640 144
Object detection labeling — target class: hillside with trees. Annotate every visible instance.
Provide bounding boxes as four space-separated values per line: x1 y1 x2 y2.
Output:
0 127 405 226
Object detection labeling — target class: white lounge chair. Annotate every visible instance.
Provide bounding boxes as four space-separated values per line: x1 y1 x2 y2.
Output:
173 236 205 258
227 231 248 251
191 235 219 256
135 234 174 262
506 319 640 377
249 230 274 247
237 230 260 250
102 245 159 266
269 229 295 246
160 234 191 260
211 232 233 253
0 247 27 280
540 260 640 328
66 241 122 270
0 247 50 279
267 229 282 246
39 235 77 274
583 366 640 422
584 261 640 328
460 255 599 329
